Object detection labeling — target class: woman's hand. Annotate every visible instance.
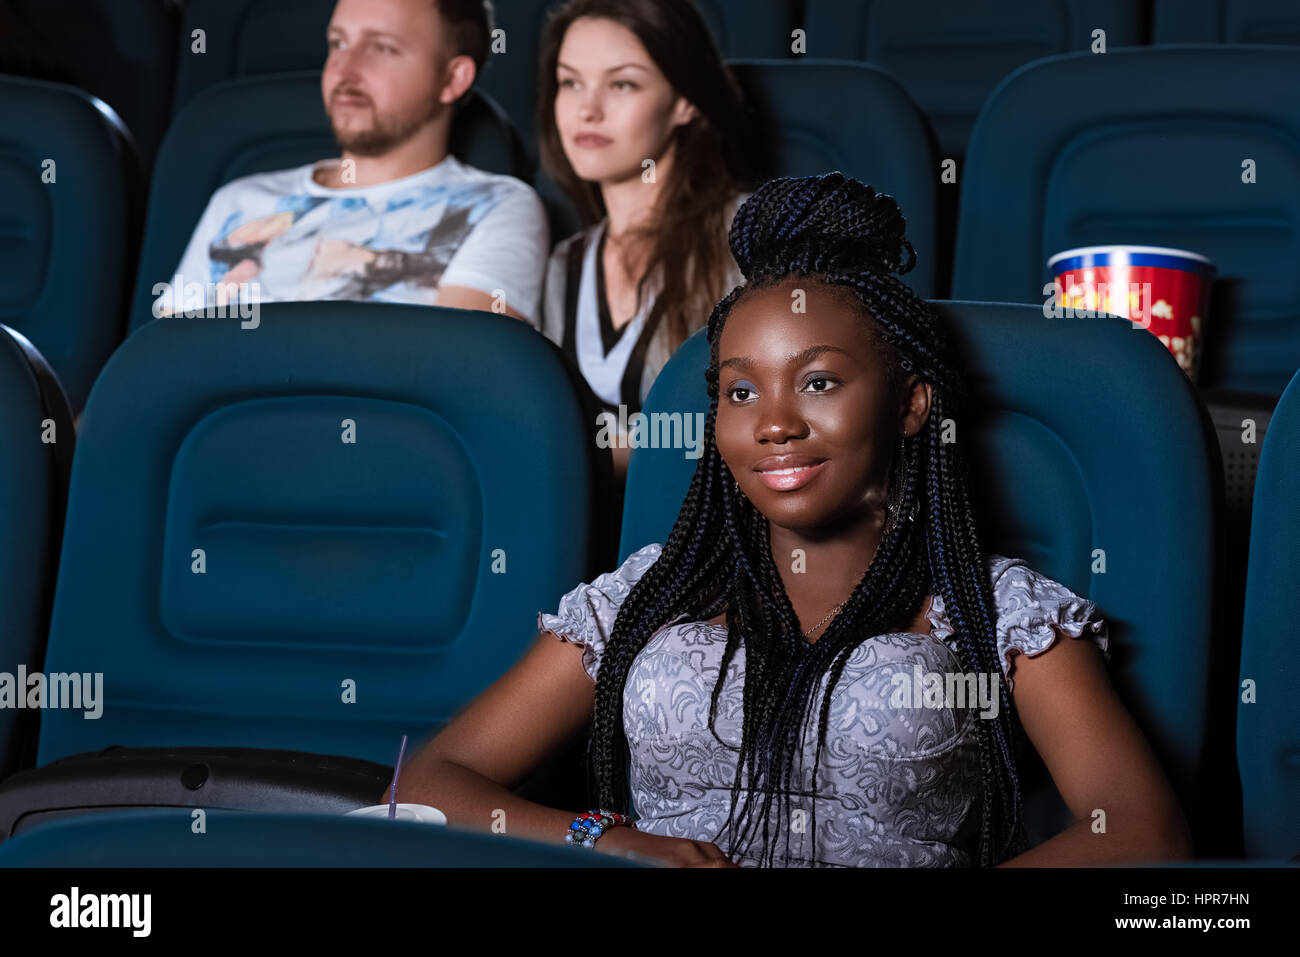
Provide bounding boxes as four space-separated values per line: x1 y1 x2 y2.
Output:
596 826 740 867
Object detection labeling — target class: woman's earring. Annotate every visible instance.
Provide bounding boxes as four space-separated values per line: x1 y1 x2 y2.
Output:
884 443 902 535
901 435 919 523
885 434 919 533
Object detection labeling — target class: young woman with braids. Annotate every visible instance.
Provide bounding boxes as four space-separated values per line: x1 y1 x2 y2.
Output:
392 174 1192 868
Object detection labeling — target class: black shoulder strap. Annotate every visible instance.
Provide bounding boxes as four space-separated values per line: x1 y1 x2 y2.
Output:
560 232 588 363
619 294 666 415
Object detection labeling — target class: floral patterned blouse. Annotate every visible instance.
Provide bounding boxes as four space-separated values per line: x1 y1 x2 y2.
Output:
538 543 1110 867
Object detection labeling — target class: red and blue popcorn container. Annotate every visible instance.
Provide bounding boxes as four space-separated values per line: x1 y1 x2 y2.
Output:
1047 245 1215 382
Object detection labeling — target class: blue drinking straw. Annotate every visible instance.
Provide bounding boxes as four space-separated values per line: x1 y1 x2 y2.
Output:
387 734 408 820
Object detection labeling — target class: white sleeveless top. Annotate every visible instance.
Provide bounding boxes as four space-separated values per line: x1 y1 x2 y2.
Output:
574 220 660 408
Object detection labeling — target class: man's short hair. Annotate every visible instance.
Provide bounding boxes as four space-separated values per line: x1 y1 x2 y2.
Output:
437 0 494 107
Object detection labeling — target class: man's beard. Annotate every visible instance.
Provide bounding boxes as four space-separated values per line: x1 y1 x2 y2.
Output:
328 94 441 157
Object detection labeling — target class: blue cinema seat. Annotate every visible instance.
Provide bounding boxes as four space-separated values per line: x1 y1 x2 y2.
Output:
1237 367 1300 860
0 808 646 867
0 0 178 173
951 45 1300 396
803 0 1143 160
695 0 803 57
618 302 1227 853
726 59 938 297
129 71 532 334
171 0 335 116
1154 0 1300 43
0 75 140 412
0 303 602 836
0 327 75 785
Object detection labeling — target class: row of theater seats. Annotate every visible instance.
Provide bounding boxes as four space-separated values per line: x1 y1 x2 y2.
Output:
4 43 1299 412
4 0 1300 172
0 300 1294 864
0 808 642 866
2 38 1293 652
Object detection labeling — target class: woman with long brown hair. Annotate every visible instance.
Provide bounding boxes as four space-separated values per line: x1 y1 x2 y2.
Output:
534 0 757 479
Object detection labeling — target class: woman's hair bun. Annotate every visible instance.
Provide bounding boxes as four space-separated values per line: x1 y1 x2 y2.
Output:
728 173 917 281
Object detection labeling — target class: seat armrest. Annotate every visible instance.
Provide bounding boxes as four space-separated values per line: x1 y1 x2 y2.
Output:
0 746 392 840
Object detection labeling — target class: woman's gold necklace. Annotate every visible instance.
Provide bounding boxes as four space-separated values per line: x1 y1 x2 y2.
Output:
802 599 848 638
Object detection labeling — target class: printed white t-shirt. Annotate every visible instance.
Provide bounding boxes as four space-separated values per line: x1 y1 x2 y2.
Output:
155 154 549 321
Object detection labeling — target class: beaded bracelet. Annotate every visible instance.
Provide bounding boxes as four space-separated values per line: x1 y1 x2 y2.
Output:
565 809 635 848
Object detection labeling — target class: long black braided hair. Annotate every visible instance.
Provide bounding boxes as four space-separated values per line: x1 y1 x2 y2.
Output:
588 173 1029 867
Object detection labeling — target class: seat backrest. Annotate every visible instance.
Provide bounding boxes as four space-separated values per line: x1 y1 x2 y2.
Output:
693 0 803 57
1238 366 1300 858
475 0 558 163
951 45 1300 395
0 326 74 783
36 303 598 768
619 301 1223 848
1155 0 1300 43
0 75 138 411
803 0 1143 159
0 808 642 866
128 71 531 334
2 0 177 172
172 0 335 115
727 59 938 296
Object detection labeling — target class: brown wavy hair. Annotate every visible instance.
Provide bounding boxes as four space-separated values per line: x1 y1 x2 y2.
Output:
536 0 758 354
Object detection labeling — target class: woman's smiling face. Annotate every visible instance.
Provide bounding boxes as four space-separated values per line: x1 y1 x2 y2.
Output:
714 277 930 535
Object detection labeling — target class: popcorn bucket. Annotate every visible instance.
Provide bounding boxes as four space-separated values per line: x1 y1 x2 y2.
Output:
1047 245 1214 382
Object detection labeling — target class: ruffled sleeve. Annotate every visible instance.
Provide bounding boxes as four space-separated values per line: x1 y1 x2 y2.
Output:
537 543 664 682
925 555 1110 693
